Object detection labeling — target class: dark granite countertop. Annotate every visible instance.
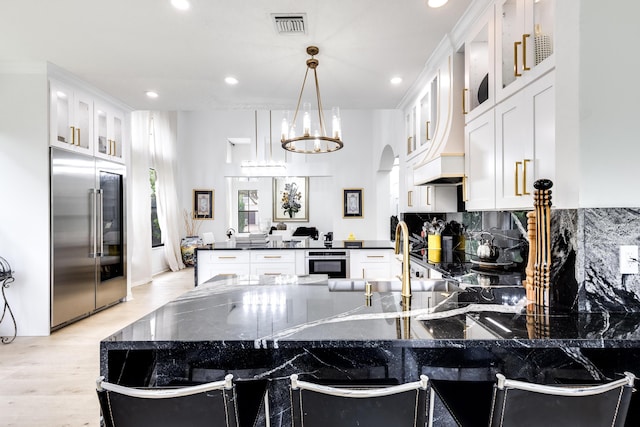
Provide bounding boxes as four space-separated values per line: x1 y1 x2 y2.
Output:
196 240 394 251
102 274 640 350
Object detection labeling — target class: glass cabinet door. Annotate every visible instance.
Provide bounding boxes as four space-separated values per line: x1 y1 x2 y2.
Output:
99 170 123 282
497 0 554 97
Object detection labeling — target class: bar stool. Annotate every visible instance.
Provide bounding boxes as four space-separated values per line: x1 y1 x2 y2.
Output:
489 372 636 427
289 374 430 427
96 374 238 427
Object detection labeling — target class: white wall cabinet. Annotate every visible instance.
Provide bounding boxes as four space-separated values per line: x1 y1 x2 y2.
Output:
464 110 495 210
495 0 555 102
94 101 126 163
462 6 495 124
495 71 555 208
50 80 93 154
50 78 127 164
349 249 394 279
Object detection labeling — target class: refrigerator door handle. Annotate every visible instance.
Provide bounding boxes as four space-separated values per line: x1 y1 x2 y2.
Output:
90 188 97 258
97 188 104 257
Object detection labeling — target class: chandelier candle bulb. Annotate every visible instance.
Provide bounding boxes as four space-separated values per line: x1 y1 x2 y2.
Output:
303 103 311 136
281 118 288 141
332 107 341 139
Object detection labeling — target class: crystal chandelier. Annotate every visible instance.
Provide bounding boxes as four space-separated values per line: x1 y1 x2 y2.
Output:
281 46 343 154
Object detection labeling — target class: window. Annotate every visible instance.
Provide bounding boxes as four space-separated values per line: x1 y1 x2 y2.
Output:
238 190 259 233
150 168 162 247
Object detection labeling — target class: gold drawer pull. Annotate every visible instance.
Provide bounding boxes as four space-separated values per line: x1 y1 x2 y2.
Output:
522 34 531 71
514 41 522 77
218 256 237 260
515 161 523 196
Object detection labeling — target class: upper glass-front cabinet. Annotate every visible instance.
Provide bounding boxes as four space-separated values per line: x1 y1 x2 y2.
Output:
50 80 93 154
463 10 494 123
496 0 555 100
419 76 439 148
95 102 125 163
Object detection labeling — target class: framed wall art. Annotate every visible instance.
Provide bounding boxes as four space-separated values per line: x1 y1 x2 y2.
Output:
273 177 309 222
343 188 363 218
193 189 214 219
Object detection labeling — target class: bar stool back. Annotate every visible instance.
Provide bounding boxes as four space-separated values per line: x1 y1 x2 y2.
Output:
289 374 430 427
489 372 636 427
96 374 238 427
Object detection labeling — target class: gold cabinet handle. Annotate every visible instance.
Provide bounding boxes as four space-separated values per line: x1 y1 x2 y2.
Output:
515 161 523 196
366 255 385 259
514 41 522 77
462 88 468 114
70 126 75 145
264 255 282 259
426 186 431 206
408 190 413 207
462 175 468 202
77 127 81 146
425 121 431 141
522 34 531 71
218 256 237 260
523 159 531 195
407 136 413 153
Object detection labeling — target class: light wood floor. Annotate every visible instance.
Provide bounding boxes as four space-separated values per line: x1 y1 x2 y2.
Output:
0 269 194 427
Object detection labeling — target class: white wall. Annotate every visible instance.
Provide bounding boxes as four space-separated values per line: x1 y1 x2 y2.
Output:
0 64 50 336
176 109 402 242
578 1 640 207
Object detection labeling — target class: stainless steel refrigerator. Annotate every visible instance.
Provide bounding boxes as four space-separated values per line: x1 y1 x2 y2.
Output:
50 147 126 330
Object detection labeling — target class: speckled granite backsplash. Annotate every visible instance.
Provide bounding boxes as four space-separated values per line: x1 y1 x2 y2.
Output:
404 208 640 313
576 208 640 312
506 207 640 313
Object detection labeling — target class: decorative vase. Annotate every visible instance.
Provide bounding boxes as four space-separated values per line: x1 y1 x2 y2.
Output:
180 236 203 267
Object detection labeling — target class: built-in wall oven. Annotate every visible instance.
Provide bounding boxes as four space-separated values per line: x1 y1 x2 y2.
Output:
305 250 350 278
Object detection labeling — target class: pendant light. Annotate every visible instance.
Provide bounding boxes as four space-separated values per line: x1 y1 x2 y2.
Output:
281 46 343 154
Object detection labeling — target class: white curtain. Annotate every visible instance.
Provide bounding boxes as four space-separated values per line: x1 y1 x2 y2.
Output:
130 111 184 287
149 111 184 271
130 111 153 288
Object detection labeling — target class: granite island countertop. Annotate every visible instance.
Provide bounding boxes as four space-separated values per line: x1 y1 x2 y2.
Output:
102 274 640 351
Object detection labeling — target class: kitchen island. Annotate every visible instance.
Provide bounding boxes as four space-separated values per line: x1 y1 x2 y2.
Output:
100 274 640 426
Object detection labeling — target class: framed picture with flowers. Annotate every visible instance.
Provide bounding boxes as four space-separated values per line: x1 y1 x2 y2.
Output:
273 177 308 222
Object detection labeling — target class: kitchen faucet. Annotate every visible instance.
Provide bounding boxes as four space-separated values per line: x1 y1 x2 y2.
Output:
395 221 412 301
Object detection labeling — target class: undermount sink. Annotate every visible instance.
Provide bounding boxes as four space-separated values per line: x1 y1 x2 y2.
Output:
327 278 460 293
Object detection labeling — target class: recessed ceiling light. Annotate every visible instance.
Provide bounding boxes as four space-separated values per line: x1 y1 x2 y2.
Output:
146 91 159 99
390 77 403 85
171 0 190 11
427 0 448 8
225 76 239 85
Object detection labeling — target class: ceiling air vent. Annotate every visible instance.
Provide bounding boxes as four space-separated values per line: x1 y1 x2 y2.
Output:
272 14 307 35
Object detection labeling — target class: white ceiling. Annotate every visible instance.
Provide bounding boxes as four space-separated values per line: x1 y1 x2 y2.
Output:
0 0 472 111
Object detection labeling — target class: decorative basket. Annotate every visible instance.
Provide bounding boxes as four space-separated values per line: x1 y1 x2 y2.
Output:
534 34 553 65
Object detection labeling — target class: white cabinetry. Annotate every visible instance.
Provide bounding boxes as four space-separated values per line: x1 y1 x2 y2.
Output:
50 78 127 164
50 80 93 154
95 101 126 163
349 250 394 279
196 250 251 286
464 110 495 210
495 0 555 102
250 251 296 276
495 71 555 208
